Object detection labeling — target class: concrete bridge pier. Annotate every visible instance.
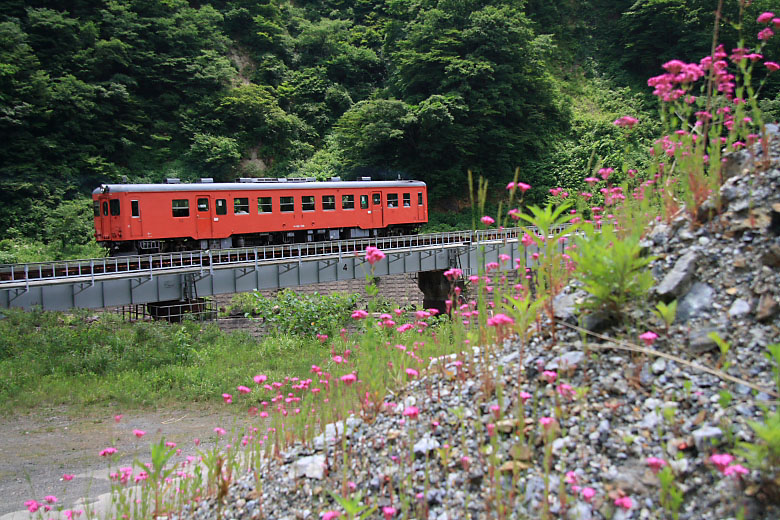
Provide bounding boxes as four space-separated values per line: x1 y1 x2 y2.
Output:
417 269 452 314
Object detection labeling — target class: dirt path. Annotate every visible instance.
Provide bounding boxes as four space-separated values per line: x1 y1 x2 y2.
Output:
0 405 248 518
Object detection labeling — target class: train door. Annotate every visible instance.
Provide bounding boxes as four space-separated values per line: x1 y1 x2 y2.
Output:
94 197 109 240
195 195 213 238
417 191 425 220
129 199 143 237
370 191 384 228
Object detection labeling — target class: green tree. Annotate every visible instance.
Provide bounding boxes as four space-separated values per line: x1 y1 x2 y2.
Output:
387 0 567 186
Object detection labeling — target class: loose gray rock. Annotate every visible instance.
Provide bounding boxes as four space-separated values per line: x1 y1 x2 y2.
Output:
688 328 721 354
413 436 440 455
677 282 714 322
291 455 326 480
692 426 724 451
655 250 699 301
728 298 751 317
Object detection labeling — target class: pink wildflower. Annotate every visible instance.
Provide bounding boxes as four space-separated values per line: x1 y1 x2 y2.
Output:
517 182 531 192
406 368 419 378
582 487 596 502
521 233 534 247
402 406 419 419
43 495 58 504
614 115 639 128
253 374 267 384
599 167 613 180
646 457 667 474
443 268 462 280
214 427 226 436
382 506 397 519
114 414 123 423
542 370 557 384
539 416 554 428
99 447 117 457
132 429 146 438
758 28 774 40
322 512 341 520
710 453 735 473
481 215 495 226
487 313 514 327
351 309 368 320
486 423 496 436
506 182 515 190
639 330 659 347
766 61 780 72
222 393 233 404
724 464 749 477
237 385 251 395
614 496 633 510
340 374 356 386
63 474 75 481
25 500 40 513
519 391 532 403
757 12 775 24
557 383 575 400
365 246 385 265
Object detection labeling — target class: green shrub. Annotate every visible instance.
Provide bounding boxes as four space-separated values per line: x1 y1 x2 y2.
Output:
571 222 656 319
235 289 359 337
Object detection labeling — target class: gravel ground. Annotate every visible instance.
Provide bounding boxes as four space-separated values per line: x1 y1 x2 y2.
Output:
181 128 780 520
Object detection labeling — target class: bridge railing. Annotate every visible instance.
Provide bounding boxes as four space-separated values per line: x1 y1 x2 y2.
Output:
0 224 573 285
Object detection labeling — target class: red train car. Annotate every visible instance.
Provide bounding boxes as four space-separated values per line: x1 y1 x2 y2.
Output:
92 178 428 255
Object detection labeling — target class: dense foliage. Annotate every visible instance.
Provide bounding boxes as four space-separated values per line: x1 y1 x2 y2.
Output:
228 288 359 336
1 0 779 251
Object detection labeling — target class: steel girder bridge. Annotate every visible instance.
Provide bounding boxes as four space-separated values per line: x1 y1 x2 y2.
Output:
0 228 558 312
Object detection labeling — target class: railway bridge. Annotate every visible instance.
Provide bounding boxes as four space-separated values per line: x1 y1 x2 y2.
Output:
0 228 557 313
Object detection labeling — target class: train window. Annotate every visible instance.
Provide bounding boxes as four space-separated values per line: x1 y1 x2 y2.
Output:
172 199 190 218
360 195 368 209
387 193 398 208
131 200 139 217
216 199 227 215
280 196 294 212
322 195 336 210
93 201 100 217
258 197 272 213
234 198 249 214
342 195 355 210
372 193 381 205
302 195 315 211
102 201 108 216
403 193 411 207
109 199 120 216
418 192 423 206
197 198 209 211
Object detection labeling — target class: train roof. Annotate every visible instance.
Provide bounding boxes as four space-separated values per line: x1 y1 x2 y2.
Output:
93 179 426 195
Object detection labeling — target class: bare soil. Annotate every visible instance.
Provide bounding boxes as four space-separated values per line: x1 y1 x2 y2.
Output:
0 405 247 517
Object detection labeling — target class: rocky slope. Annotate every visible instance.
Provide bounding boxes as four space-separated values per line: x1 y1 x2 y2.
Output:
185 127 780 520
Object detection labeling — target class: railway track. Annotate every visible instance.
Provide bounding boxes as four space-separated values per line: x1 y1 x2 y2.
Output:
0 228 528 286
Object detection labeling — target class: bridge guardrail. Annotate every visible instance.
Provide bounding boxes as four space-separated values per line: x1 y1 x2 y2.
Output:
0 224 572 286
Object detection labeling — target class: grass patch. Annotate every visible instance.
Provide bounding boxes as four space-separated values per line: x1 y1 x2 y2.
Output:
0 310 327 413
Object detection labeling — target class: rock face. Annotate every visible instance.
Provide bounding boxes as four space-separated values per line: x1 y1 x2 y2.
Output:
184 132 780 520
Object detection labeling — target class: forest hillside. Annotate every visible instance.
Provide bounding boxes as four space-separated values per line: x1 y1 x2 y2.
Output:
1 0 779 256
